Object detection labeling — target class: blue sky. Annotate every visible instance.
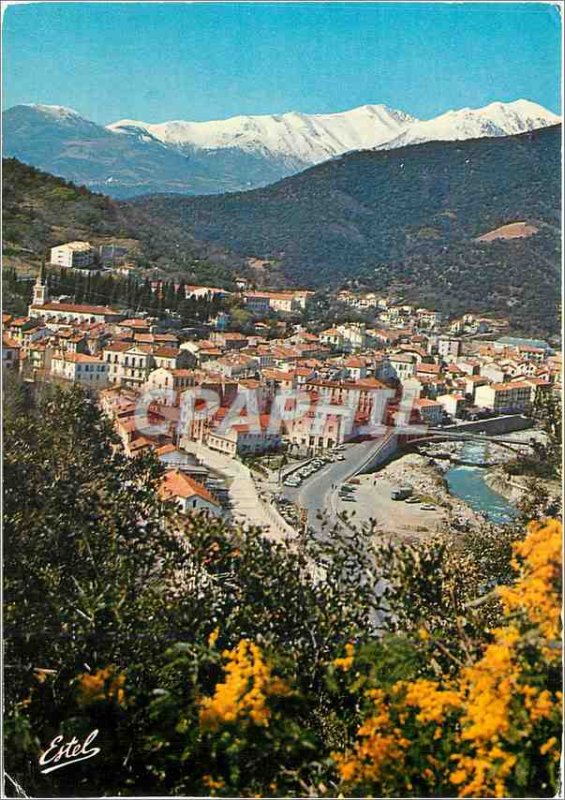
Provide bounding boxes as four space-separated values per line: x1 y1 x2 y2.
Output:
2 2 562 123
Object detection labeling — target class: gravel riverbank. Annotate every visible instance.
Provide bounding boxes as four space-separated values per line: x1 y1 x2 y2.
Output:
338 452 484 543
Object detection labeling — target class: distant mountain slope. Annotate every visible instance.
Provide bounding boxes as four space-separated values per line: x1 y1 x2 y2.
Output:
380 100 560 149
3 99 559 198
131 126 561 335
132 125 561 274
1 105 242 197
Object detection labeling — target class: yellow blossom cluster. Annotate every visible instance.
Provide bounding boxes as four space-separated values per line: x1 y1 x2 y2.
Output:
333 642 355 671
334 520 563 798
202 774 226 791
498 518 562 647
333 688 409 788
76 666 126 707
199 639 291 732
403 679 460 725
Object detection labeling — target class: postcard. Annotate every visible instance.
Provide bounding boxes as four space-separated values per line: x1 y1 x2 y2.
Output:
2 2 562 797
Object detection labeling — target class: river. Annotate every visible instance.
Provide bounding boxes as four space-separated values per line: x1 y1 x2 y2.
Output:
445 441 517 525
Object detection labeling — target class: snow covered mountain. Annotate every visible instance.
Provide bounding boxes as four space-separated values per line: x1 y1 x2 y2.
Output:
107 104 416 167
378 100 560 150
3 99 560 197
107 99 559 167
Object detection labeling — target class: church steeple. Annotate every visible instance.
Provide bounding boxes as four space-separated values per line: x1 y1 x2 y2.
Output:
32 259 49 307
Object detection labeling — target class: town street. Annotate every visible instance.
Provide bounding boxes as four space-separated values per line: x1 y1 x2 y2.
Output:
282 437 394 536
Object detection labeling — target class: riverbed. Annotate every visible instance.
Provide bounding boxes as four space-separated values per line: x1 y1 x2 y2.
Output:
445 441 517 525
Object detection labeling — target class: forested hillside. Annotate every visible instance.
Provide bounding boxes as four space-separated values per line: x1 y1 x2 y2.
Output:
3 123 561 335
132 126 561 335
1 158 235 285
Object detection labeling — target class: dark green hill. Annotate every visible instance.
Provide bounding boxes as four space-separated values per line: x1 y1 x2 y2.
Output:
130 125 561 335
1 158 234 284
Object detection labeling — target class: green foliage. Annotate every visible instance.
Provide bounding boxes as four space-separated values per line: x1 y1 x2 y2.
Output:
3 376 556 797
375 525 518 674
2 378 386 795
504 391 562 480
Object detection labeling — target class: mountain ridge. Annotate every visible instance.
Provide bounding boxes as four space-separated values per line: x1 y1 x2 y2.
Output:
3 98 559 197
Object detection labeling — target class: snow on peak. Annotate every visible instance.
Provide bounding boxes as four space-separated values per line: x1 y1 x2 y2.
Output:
107 104 418 164
106 99 559 166
25 103 84 120
378 99 560 150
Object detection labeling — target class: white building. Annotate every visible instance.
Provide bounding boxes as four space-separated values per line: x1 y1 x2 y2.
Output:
475 382 533 413
50 241 95 268
388 353 417 381
51 352 109 386
159 469 222 516
437 337 462 361
207 418 282 457
437 393 466 418
145 367 198 398
414 398 444 426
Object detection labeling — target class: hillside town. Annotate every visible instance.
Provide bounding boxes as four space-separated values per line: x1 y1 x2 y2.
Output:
2 245 561 536
3 4 563 798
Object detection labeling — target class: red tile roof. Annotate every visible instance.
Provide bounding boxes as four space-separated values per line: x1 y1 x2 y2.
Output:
2 334 20 349
160 470 219 506
32 302 122 315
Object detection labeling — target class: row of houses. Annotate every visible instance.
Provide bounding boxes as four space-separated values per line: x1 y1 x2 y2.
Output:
4 274 561 450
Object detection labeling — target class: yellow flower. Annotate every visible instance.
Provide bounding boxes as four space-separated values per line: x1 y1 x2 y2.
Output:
208 627 220 648
202 774 226 791
76 666 126 707
333 520 563 798
199 640 291 732
333 643 355 672
403 679 461 725
498 519 562 650
450 769 467 785
540 736 558 756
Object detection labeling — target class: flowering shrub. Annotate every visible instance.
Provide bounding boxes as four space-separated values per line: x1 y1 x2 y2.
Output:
76 666 126 708
199 639 292 731
333 519 562 798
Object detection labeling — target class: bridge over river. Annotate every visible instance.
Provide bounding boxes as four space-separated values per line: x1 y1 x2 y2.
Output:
408 414 536 451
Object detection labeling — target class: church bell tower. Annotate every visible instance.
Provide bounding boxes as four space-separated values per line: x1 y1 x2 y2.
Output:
32 260 49 307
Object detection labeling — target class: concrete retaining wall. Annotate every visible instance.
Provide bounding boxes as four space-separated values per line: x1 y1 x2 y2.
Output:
259 498 297 541
356 432 398 475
